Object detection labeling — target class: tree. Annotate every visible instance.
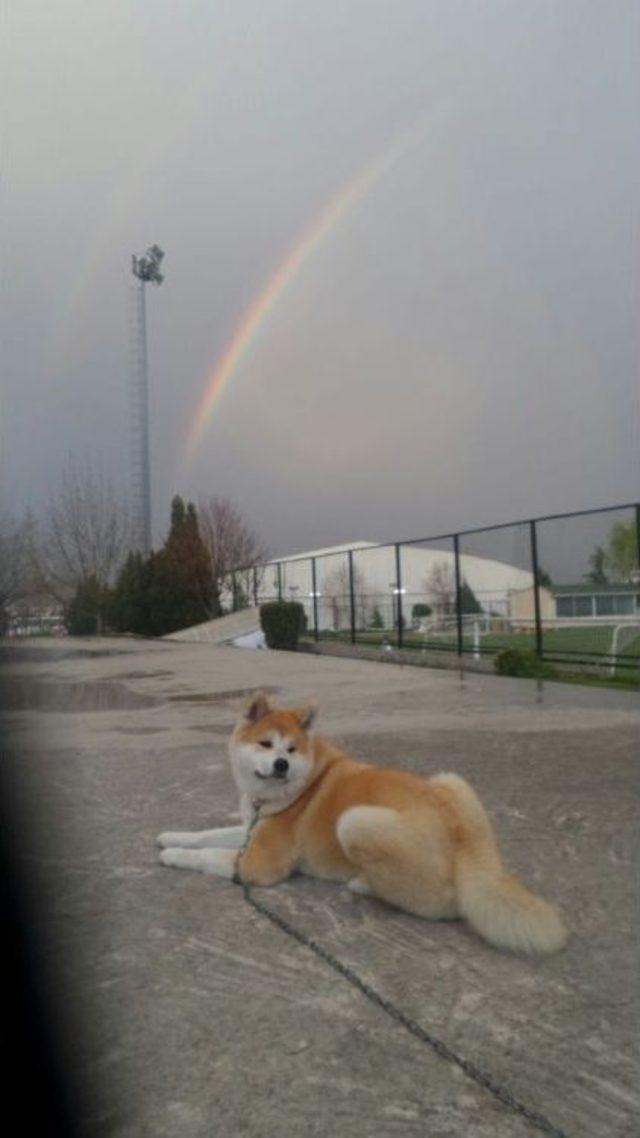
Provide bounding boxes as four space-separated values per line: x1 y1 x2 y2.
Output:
605 520 638 582
143 496 213 635
460 580 482 614
370 607 384 629
584 545 609 585
107 551 153 635
197 497 268 615
425 561 456 619
0 513 35 634
33 457 132 604
322 563 370 630
425 561 482 619
105 495 262 637
66 575 108 635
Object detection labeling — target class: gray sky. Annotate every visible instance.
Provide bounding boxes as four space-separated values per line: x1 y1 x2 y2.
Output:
2 0 638 568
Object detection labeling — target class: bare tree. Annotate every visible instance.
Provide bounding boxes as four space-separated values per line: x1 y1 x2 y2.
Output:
33 457 132 603
197 496 268 615
0 512 36 632
322 562 370 630
425 560 456 621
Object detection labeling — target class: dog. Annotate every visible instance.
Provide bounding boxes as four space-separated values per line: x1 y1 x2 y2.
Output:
158 693 567 955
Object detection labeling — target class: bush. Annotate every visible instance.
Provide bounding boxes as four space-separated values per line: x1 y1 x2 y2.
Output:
411 603 432 619
494 648 557 680
260 601 307 650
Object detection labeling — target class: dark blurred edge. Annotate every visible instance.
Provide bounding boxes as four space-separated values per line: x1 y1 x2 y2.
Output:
1 684 85 1136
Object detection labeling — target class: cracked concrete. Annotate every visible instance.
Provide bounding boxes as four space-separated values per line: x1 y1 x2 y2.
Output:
1 637 638 1137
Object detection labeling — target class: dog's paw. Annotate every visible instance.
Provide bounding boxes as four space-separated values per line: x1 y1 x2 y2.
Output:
159 847 203 870
157 831 191 848
159 847 237 878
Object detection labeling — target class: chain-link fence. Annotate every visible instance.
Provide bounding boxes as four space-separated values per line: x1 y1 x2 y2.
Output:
231 503 640 674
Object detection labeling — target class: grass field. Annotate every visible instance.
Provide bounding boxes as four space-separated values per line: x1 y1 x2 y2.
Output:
315 624 640 671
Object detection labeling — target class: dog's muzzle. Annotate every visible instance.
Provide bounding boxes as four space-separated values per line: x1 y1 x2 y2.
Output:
255 757 289 781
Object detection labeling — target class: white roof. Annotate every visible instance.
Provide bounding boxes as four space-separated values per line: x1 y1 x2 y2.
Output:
269 541 376 562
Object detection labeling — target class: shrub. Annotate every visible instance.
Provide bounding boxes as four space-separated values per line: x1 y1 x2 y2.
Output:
494 648 557 680
411 603 432 619
260 601 307 650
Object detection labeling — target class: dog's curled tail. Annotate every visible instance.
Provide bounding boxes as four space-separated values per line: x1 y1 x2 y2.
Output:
432 773 567 956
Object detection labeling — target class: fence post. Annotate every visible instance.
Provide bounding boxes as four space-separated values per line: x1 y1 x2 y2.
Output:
311 558 319 642
348 551 356 645
394 543 404 650
453 535 463 657
529 520 543 658
252 567 259 608
277 563 283 602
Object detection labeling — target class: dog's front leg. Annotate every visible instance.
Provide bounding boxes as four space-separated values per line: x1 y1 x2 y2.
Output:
157 825 247 850
235 821 295 888
159 847 238 877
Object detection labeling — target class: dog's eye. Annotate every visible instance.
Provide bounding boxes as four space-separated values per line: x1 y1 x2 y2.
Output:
287 745 296 754
259 739 273 749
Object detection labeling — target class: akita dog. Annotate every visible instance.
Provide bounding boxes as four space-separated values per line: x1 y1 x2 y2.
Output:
158 693 567 955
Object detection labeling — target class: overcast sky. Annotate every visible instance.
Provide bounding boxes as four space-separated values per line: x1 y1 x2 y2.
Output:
2 0 638 566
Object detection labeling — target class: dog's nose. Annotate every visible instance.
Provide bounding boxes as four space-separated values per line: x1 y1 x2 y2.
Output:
273 757 289 777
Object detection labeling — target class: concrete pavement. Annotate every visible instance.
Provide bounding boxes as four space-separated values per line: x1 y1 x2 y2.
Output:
2 637 638 1137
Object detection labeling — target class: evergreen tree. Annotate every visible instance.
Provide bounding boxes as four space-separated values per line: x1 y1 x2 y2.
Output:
66 575 107 634
459 579 482 614
108 552 152 634
585 545 609 585
106 496 215 637
144 496 213 635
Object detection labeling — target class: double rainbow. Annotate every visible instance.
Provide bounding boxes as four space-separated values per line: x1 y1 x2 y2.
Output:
183 114 433 461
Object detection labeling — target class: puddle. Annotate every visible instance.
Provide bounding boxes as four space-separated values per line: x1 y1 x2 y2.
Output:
0 645 134 665
188 724 235 735
0 677 160 713
111 726 166 735
111 670 174 681
168 685 279 705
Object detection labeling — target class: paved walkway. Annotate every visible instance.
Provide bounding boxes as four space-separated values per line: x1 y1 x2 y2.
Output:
2 638 638 1137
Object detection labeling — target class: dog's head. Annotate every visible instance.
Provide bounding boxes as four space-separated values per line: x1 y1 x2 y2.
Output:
229 692 317 810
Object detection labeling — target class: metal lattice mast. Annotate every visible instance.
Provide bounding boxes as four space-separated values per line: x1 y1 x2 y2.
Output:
130 245 164 556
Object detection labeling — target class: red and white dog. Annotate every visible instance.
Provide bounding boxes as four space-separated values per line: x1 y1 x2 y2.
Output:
158 693 567 955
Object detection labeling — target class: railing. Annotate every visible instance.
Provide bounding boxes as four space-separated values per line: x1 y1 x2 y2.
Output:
228 503 640 672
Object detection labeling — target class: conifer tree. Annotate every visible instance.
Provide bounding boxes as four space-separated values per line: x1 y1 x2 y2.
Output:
144 496 213 634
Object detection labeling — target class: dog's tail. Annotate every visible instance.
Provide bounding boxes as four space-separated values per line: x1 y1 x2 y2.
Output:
431 773 567 956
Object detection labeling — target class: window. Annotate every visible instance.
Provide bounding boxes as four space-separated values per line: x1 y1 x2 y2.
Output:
595 595 615 616
557 596 574 617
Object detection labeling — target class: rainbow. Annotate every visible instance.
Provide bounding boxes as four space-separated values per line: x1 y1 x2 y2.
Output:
183 114 434 461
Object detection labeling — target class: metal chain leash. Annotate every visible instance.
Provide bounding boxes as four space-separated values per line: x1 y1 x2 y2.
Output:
232 807 571 1138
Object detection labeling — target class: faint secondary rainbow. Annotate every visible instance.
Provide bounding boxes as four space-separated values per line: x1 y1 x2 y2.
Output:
183 114 433 462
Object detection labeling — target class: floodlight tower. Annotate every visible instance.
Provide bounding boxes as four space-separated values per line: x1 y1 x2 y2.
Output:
130 244 164 556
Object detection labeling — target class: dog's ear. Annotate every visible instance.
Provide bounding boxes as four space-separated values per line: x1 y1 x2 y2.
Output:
293 705 316 732
244 692 272 724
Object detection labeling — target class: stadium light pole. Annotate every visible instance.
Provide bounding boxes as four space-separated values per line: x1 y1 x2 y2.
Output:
130 244 164 556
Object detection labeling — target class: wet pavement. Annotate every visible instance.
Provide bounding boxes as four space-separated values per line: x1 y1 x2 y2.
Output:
2 637 638 1137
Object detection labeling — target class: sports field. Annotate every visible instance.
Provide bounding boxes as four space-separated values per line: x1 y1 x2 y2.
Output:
317 623 640 671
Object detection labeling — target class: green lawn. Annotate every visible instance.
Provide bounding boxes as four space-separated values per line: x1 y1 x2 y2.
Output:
315 624 640 668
